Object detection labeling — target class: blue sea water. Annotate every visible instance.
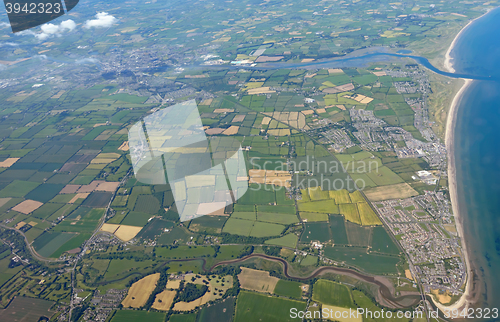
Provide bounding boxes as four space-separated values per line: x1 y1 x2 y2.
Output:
449 7 500 311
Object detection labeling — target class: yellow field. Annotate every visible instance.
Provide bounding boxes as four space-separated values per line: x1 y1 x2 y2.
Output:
247 87 276 95
328 190 351 204
91 153 120 164
357 202 382 226
214 108 234 113
0 198 11 208
249 170 291 188
349 191 365 203
0 158 20 168
339 204 361 225
15 221 26 229
118 141 129 151
405 269 413 280
322 305 362 322
100 223 120 234
152 290 176 311
364 183 418 201
96 182 120 192
114 225 143 242
200 98 213 105
263 112 307 130
243 82 264 89
12 200 43 214
173 274 233 311
122 273 160 308
328 69 344 74
68 193 89 204
222 126 239 135
166 279 182 289
267 129 290 136
308 187 330 201
238 267 279 293
261 117 271 125
90 158 116 164
232 115 245 122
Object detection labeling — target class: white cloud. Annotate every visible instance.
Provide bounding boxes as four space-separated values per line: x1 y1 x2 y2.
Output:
75 57 99 64
0 42 19 47
84 12 117 29
35 19 76 40
17 29 36 36
0 22 10 28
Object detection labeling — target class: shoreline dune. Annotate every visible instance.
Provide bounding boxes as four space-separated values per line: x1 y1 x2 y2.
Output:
435 10 493 313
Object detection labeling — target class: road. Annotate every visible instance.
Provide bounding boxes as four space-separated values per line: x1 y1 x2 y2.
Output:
68 170 132 322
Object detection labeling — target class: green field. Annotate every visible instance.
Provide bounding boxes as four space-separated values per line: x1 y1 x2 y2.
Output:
169 313 197 322
256 212 298 225
329 215 349 245
312 279 354 308
300 222 331 243
51 233 91 258
33 232 77 258
222 218 254 236
297 200 339 213
235 291 306 322
0 297 55 321
214 245 247 260
52 208 103 233
323 246 401 274
370 226 401 255
299 212 328 222
25 183 65 203
0 180 40 198
274 279 303 299
133 195 160 214
111 310 166 322
300 255 318 266
104 259 155 280
264 234 298 248
197 297 235 322
345 221 372 247
250 221 285 237
155 245 214 259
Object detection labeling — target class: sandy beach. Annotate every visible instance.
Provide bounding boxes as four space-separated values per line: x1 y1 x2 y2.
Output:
433 11 492 312
439 77 472 312
444 10 492 73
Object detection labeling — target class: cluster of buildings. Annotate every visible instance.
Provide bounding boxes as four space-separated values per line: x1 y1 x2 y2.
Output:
80 289 127 322
318 128 355 152
375 192 466 295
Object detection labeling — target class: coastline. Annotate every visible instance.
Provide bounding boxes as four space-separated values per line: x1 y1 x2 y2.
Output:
444 10 490 73
431 11 492 312
438 77 472 312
